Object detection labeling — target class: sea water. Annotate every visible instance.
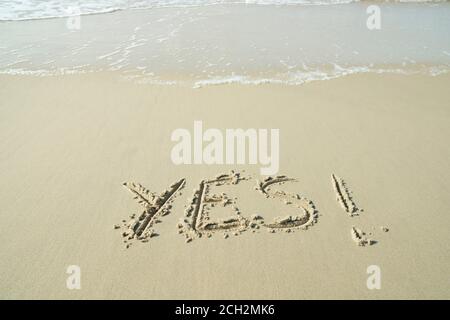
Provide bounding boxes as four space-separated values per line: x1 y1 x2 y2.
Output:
0 1 449 86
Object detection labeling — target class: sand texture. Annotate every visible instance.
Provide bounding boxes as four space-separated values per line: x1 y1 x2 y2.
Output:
0 73 449 299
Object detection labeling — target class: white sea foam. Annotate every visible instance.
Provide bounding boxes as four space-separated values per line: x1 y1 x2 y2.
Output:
191 65 449 88
1 63 447 88
0 67 93 76
0 0 448 21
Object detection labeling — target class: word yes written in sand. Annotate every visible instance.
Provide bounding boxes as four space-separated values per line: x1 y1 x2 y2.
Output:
116 171 387 248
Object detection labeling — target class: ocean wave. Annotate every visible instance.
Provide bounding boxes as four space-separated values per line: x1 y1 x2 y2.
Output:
1 64 448 87
191 65 449 87
0 0 448 22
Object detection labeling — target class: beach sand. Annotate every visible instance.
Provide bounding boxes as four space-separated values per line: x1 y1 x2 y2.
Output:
0 72 449 299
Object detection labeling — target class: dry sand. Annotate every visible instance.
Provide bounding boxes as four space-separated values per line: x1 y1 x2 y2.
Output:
0 72 449 299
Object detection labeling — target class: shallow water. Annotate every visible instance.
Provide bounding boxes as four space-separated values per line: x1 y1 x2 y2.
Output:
1 2 449 86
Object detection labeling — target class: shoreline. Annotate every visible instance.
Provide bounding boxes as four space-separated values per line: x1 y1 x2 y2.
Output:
1 63 448 88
